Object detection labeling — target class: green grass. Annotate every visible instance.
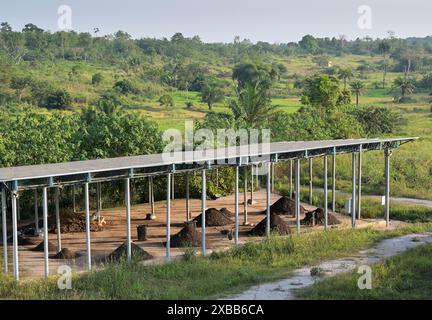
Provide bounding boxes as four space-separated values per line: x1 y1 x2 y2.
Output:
1 223 432 299
298 242 432 300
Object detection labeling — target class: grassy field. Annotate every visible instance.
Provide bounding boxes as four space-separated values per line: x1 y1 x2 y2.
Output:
1 223 432 299
298 242 432 300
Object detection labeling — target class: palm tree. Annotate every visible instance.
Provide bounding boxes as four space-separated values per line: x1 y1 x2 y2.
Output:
350 80 365 107
392 76 415 102
337 68 354 88
378 40 391 88
229 81 275 128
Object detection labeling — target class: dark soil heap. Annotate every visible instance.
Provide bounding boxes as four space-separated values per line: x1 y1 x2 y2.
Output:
49 211 108 233
107 241 153 262
249 213 291 236
193 208 234 227
170 222 202 247
301 208 341 226
220 207 234 217
270 196 307 216
31 240 57 252
12 235 41 246
50 248 81 260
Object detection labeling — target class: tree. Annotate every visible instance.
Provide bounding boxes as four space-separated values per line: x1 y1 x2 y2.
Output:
350 80 365 107
392 76 415 102
229 81 275 129
337 67 354 88
299 35 319 54
301 74 341 111
113 79 139 94
200 77 225 110
10 76 32 100
378 40 391 88
96 91 122 114
232 61 277 91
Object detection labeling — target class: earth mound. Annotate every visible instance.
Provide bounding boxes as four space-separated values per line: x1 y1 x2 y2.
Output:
31 240 57 252
193 208 233 227
301 208 341 226
50 248 81 259
107 241 153 262
170 222 202 247
249 213 291 236
269 196 307 216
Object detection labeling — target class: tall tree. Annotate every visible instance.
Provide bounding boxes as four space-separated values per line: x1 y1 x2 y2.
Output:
350 80 364 107
200 77 225 110
378 40 391 88
337 67 354 88
392 76 415 102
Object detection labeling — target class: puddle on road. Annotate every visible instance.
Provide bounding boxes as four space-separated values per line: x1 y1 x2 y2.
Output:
223 233 432 300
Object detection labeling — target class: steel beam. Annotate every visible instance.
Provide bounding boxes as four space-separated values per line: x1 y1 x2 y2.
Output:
2 187 8 274
125 178 131 261
166 173 171 259
201 169 206 256
309 158 313 205
271 163 275 193
249 165 254 204
266 162 271 237
12 189 19 280
243 167 248 225
171 173 175 201
84 183 91 270
295 159 301 234
324 156 328 230
72 185 76 213
42 187 49 278
185 173 190 222
332 155 336 212
234 166 239 244
351 153 356 228
55 187 62 252
357 146 363 219
385 149 391 227
289 160 293 199
34 189 39 234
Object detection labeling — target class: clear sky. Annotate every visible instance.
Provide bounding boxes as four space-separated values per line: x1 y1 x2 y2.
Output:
0 0 431 43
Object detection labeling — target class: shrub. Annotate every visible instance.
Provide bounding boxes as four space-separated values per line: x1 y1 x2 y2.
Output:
91 73 103 85
158 94 174 107
45 89 72 110
113 79 140 95
351 106 406 135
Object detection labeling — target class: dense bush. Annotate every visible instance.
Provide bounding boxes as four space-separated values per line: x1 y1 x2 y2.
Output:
113 79 140 95
351 106 406 135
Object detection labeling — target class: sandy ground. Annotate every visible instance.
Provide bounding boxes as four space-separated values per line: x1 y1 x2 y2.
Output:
222 233 432 300
3 190 403 279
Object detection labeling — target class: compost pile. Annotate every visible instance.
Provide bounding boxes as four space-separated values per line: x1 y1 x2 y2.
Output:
219 207 234 217
48 211 109 233
170 222 202 247
10 235 41 246
50 248 81 260
249 213 291 236
269 196 307 216
301 208 341 226
193 208 233 227
107 241 153 262
31 240 57 252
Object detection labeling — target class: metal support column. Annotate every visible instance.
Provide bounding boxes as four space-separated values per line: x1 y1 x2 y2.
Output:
11 189 19 280
289 160 293 199
72 185 76 213
96 182 102 222
271 163 275 193
234 166 239 244
351 153 356 228
185 173 190 222
357 146 363 219
55 187 62 252
309 158 313 205
2 187 8 274
266 162 271 237
42 187 49 278
150 176 155 219
249 165 254 204
166 173 171 259
385 149 391 227
34 189 39 234
324 156 328 230
295 159 301 234
243 167 248 225
84 183 91 270
171 174 175 201
332 155 336 212
125 178 131 261
201 169 206 256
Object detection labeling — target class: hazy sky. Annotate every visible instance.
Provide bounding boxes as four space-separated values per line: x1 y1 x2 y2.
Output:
1 0 431 43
